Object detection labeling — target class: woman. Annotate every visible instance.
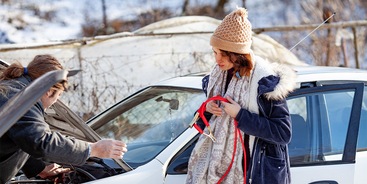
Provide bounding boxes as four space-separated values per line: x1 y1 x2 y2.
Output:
186 8 296 184
0 55 127 183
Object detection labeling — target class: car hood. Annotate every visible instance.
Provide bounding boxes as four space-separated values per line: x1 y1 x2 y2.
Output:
42 81 133 171
45 96 133 171
0 67 132 171
0 70 70 137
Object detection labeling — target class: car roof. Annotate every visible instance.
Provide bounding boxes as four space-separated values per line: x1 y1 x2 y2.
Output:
154 65 367 90
294 65 367 83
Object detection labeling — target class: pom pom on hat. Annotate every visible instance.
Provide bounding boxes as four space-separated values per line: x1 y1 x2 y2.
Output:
210 7 252 54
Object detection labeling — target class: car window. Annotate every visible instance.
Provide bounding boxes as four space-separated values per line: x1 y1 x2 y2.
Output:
287 84 363 165
93 87 205 167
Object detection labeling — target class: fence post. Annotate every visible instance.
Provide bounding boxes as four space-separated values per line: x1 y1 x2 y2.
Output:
352 27 359 69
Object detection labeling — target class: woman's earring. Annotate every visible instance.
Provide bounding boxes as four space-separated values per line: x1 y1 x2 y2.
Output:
235 71 241 78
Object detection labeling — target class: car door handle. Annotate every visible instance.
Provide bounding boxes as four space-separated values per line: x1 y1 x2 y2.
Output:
309 181 338 184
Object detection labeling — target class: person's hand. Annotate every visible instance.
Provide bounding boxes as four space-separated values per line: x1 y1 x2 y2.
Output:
221 96 241 118
90 139 127 159
38 163 70 179
206 101 223 116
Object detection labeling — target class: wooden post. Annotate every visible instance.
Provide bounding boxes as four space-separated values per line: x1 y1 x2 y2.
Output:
341 39 349 67
324 7 333 66
352 27 359 68
326 28 332 66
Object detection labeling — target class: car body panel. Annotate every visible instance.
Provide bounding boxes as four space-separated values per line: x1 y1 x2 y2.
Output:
156 127 198 173
86 159 164 184
355 152 367 184
291 164 355 183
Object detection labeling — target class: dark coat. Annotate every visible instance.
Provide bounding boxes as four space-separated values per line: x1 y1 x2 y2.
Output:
0 75 89 183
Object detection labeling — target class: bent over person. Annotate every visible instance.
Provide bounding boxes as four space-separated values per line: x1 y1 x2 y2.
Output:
186 8 296 184
0 55 128 183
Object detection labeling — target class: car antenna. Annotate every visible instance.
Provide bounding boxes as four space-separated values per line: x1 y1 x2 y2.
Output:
289 12 335 51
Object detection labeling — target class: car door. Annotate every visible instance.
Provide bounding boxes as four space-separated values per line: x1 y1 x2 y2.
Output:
287 82 364 184
164 82 365 184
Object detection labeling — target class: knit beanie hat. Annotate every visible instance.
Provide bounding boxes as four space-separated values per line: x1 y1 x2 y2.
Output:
210 8 252 54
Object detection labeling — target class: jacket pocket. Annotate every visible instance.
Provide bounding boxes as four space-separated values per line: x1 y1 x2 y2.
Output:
262 153 287 184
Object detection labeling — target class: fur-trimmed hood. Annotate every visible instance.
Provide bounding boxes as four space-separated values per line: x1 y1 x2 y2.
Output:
250 55 297 101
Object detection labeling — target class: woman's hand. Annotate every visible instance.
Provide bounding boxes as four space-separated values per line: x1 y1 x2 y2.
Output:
221 96 241 118
206 101 223 116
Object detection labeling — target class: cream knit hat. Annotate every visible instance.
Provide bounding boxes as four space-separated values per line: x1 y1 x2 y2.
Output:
210 8 252 54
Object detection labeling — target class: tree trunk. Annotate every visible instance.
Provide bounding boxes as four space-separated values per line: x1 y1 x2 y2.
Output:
215 0 228 18
182 0 190 16
102 0 107 35
242 0 246 8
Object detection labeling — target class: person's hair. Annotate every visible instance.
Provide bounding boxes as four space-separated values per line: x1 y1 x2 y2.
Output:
0 54 67 91
221 50 253 78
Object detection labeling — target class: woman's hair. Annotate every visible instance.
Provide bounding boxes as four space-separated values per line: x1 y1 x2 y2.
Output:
221 50 253 78
0 54 68 91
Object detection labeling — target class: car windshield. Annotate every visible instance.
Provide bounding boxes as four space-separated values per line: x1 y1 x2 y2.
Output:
93 86 206 167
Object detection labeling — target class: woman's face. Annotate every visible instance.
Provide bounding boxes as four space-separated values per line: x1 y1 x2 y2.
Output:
41 89 63 110
212 47 234 71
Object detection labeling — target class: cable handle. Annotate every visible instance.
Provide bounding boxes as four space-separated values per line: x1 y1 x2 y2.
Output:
197 95 229 126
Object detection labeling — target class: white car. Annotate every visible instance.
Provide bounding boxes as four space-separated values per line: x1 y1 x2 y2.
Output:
4 64 367 184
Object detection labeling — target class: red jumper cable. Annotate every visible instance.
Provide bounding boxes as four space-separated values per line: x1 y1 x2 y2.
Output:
189 95 247 184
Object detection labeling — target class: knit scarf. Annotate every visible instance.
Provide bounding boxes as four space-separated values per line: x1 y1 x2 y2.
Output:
186 54 264 183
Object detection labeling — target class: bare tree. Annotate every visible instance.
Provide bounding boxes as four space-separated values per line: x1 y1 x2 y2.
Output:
182 0 190 16
215 0 228 18
242 0 247 8
101 0 107 35
323 5 334 66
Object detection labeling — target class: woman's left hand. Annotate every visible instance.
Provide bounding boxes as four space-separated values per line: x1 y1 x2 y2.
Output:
221 96 241 118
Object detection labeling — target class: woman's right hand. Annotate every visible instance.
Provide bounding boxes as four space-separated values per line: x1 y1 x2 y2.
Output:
206 101 223 116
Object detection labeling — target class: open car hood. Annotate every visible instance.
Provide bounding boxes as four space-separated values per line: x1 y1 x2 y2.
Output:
46 100 132 171
0 66 132 172
0 70 70 137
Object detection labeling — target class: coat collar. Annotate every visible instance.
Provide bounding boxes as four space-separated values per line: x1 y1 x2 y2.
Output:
251 55 296 101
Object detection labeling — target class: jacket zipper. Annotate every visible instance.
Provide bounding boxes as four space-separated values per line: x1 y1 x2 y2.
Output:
257 95 268 118
249 95 268 183
248 138 258 184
